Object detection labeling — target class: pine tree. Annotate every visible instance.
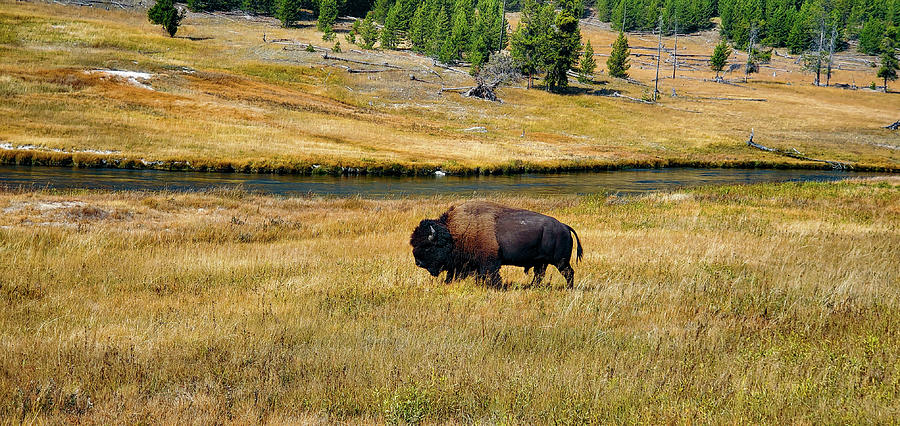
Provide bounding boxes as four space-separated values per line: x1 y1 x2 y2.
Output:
710 38 731 78
787 15 810 54
148 0 186 37
595 0 610 21
432 5 452 60
241 0 274 15
469 0 506 68
275 0 302 27
578 39 596 83
878 40 899 91
610 0 628 32
359 11 379 49
510 0 554 88
448 3 471 61
764 0 793 47
409 3 428 52
607 31 631 78
544 11 580 91
859 18 886 55
318 0 339 32
373 0 391 22
380 1 401 49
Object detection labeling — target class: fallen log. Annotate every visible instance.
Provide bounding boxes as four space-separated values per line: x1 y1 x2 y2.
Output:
325 64 394 73
746 130 851 169
410 75 440 84
691 96 767 102
613 92 653 104
280 44 330 53
321 53 407 70
440 86 475 92
433 61 468 75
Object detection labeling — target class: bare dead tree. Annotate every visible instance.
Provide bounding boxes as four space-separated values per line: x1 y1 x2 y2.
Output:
746 130 850 169
672 10 678 79
826 26 837 87
745 24 758 82
465 52 521 102
654 15 663 102
814 16 826 86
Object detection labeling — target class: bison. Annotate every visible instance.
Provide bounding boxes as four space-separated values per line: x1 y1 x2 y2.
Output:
410 200 583 288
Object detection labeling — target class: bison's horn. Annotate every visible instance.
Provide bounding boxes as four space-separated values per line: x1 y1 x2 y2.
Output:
428 225 435 241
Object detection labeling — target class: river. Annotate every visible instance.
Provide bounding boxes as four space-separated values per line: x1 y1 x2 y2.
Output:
0 165 889 197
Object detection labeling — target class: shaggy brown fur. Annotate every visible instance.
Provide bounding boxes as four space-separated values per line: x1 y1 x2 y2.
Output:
440 201 511 264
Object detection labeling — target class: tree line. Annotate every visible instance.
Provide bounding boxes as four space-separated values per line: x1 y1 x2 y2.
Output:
150 0 898 92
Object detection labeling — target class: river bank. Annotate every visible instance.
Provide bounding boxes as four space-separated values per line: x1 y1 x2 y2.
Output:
2 148 898 177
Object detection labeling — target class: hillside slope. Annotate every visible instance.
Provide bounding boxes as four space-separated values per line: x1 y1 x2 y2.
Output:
0 1 898 173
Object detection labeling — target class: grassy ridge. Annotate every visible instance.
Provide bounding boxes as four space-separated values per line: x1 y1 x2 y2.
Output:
0 2 898 175
1 178 898 422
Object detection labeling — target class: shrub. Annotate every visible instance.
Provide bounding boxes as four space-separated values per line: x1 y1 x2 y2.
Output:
148 0 186 37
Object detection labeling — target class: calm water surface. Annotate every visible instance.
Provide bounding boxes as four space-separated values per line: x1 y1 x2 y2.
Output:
0 165 889 197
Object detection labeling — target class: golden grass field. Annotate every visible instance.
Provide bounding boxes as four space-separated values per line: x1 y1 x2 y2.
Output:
1 177 898 422
0 0 898 174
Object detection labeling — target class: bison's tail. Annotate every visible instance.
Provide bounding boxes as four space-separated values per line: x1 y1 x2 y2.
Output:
566 225 584 263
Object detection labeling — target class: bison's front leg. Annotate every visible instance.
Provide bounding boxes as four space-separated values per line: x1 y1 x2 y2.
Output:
477 262 503 289
530 264 548 287
444 270 455 284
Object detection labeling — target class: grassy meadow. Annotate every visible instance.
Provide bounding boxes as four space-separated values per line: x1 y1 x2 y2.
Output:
1 177 898 422
0 1 898 174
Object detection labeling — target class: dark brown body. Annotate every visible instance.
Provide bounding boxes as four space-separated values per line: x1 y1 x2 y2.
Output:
410 201 583 288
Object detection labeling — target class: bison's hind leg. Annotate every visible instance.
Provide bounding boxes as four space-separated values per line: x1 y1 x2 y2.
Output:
555 260 575 288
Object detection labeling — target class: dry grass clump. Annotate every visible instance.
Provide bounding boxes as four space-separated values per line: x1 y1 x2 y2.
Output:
0 178 897 422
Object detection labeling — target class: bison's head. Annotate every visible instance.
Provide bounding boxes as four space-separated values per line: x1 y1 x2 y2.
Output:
409 219 453 277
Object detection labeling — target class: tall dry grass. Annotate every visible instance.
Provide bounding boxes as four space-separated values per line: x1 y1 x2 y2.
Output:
1 178 898 423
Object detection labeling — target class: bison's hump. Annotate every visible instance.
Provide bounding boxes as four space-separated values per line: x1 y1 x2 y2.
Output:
442 200 520 264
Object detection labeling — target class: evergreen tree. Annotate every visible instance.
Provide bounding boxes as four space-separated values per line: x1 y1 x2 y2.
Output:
448 2 472 61
578 39 596 83
558 0 583 17
148 0 186 37
469 0 507 68
380 1 402 48
318 0 339 32
859 18 886 54
409 3 428 52
877 40 899 91
359 11 380 48
610 0 628 32
241 0 274 15
394 0 420 31
510 0 554 88
607 31 631 78
432 5 452 59
595 0 610 21
275 0 303 27
544 11 580 91
373 0 392 22
764 0 793 47
710 38 731 78
787 13 812 54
